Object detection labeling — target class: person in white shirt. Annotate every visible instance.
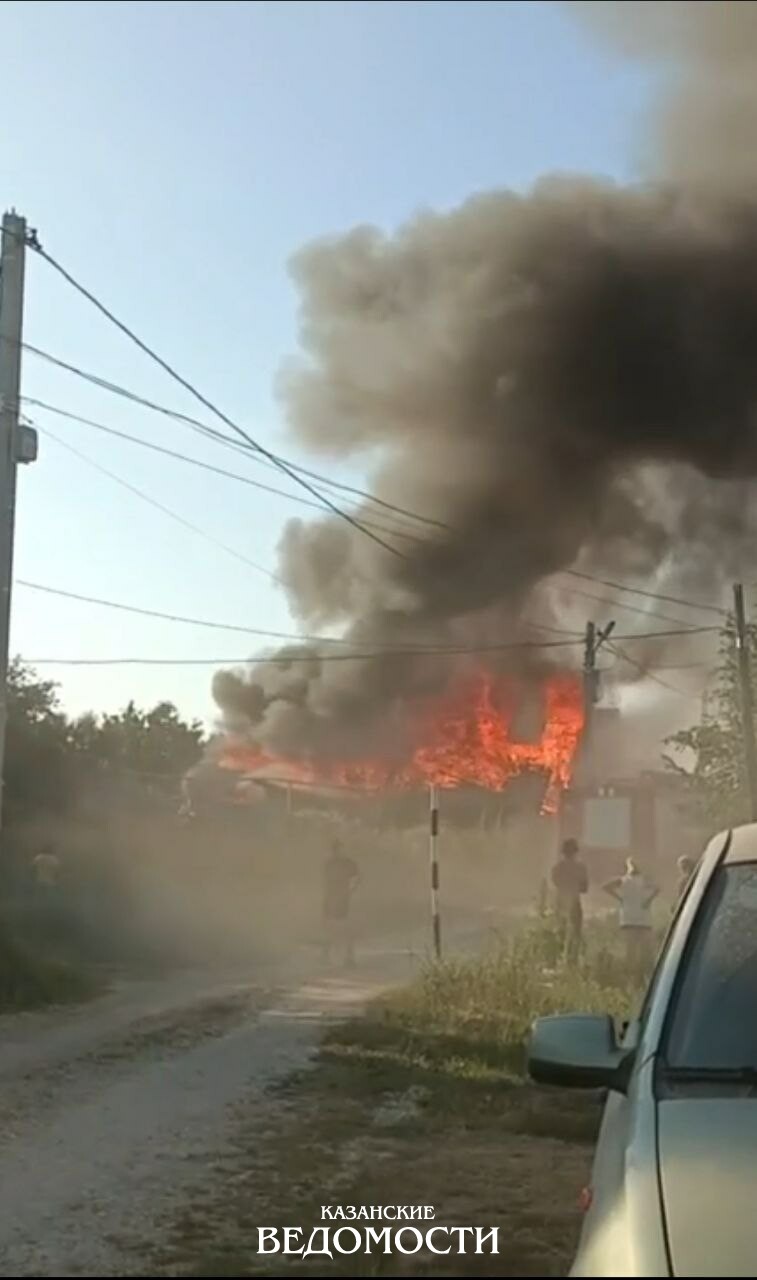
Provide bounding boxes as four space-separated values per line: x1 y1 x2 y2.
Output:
603 857 659 976
32 846 60 890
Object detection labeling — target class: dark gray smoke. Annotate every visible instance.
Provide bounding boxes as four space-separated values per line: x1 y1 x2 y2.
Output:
214 2 757 758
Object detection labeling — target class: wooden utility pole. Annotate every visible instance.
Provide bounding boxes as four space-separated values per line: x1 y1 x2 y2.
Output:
733 583 757 822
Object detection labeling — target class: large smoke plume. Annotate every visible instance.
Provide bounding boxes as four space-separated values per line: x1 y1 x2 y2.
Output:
214 1 757 761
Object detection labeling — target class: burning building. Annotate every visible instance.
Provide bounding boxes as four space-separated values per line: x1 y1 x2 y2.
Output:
208 3 757 819
216 670 585 815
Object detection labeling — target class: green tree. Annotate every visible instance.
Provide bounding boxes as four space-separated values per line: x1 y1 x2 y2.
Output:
664 616 757 829
3 659 74 824
2 662 205 824
70 699 204 783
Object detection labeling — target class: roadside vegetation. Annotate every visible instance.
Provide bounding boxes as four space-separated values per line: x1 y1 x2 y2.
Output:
0 917 98 1011
160 916 640 1278
0 660 205 1011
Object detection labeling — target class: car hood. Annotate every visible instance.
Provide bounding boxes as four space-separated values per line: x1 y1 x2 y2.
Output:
659 1098 757 1276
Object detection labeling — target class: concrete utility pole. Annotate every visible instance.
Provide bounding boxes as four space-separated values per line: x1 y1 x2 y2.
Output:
733 583 757 822
0 210 38 838
580 618 615 782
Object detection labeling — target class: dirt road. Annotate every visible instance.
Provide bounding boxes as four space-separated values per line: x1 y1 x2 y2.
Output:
0 946 419 1277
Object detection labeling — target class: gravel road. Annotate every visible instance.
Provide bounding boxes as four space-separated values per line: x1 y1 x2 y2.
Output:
0 948 418 1277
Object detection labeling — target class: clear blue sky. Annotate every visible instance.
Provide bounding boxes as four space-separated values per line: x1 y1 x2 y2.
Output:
1 0 650 727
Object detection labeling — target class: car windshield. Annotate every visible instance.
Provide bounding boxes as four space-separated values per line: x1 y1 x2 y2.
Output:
665 863 757 1071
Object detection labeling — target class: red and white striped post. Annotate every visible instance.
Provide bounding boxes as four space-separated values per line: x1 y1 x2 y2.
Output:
429 784 442 960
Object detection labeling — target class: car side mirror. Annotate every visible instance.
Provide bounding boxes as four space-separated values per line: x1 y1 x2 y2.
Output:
528 1013 631 1091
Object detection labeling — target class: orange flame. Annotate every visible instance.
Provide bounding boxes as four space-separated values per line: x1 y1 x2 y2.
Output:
219 671 584 813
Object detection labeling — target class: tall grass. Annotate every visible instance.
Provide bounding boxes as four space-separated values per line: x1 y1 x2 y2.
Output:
368 916 639 1075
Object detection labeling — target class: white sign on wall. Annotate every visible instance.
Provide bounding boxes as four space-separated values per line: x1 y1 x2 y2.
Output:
583 796 632 850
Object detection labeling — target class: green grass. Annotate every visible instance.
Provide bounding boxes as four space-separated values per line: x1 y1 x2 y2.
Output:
329 915 638 1079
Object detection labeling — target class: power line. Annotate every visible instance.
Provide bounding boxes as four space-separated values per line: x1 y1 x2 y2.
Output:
548 576 705 631
17 333 740 614
21 637 718 668
34 421 284 586
18 341 738 619
22 397 425 546
28 245 411 560
37 395 726 619
22 343 443 531
523 618 582 638
12 578 577 653
14 577 719 653
563 568 727 617
605 640 700 699
22 646 577 666
12 578 419 648
25 367 738 614
13 229 734 616
15 633 721 671
24 396 728 636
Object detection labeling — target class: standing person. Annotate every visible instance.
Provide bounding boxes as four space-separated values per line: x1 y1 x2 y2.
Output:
30 845 61 936
551 838 589 965
32 844 60 896
321 840 360 969
675 855 695 906
603 857 658 978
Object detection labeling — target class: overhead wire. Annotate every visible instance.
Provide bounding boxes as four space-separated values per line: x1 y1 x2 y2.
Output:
14 577 578 653
604 640 703 699
25 386 733 633
37 398 723 621
14 579 382 645
12 224 734 652
22 351 734 613
562 567 727 618
547 576 708 631
23 398 425 546
20 355 440 531
26 242 412 559
32 420 284 586
26 335 731 610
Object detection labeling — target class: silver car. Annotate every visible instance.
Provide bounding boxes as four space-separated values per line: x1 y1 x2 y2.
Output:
528 824 757 1277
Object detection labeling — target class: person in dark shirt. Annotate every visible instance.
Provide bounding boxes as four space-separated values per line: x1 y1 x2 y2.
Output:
322 840 360 968
551 838 589 965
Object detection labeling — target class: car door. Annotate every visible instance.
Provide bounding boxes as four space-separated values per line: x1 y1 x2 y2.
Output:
572 835 732 1275
571 852 720 1277
571 970 668 1275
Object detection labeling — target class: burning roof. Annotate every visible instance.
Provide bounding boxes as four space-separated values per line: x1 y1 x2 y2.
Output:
218 671 584 814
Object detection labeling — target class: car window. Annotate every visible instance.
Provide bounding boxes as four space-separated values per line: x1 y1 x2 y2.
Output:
665 862 757 1069
616 901 679 1053
632 862 700 1039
